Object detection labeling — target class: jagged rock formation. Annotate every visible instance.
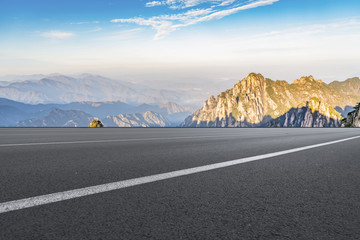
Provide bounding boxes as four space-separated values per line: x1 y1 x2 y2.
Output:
102 111 171 127
341 103 360 127
268 98 342 127
17 109 94 127
181 73 360 127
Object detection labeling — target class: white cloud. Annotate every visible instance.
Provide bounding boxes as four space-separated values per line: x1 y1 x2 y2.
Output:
146 1 163 7
218 0 236 6
41 31 75 39
113 0 279 39
145 0 250 9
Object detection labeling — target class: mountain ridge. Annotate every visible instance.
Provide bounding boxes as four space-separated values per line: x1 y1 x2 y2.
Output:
0 74 199 106
103 111 171 127
0 97 191 127
17 109 94 127
181 73 360 127
16 109 172 127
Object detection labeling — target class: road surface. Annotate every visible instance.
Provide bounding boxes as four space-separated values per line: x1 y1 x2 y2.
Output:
0 128 360 239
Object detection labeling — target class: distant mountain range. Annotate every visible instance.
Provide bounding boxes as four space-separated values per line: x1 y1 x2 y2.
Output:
0 73 201 106
0 98 194 127
181 73 360 127
17 109 94 127
1 72 360 128
103 111 171 127
16 109 171 127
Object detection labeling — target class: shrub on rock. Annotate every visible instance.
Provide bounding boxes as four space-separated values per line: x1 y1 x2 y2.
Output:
88 119 104 127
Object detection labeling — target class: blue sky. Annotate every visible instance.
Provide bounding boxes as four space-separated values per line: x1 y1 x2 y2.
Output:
1 0 360 84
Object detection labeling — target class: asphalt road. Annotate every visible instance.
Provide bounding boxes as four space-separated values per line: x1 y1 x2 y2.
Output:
0 128 360 239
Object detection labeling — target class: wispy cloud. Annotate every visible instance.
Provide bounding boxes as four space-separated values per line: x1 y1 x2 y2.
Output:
111 0 279 39
41 30 75 39
146 1 163 7
145 0 237 9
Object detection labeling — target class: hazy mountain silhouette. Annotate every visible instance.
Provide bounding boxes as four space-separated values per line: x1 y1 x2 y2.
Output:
0 97 192 127
0 74 199 106
103 111 171 127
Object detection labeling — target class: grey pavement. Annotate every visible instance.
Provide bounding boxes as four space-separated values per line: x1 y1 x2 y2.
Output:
0 128 359 239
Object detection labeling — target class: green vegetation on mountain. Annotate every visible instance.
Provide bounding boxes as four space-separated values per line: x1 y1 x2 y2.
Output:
341 102 360 127
268 98 342 127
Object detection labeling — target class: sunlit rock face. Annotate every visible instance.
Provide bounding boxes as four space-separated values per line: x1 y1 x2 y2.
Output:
181 73 359 127
268 98 342 127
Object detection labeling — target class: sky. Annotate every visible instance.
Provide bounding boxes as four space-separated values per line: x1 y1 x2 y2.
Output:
1 0 360 85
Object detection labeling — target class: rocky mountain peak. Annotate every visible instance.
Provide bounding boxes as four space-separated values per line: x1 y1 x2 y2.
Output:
239 73 265 91
181 73 359 128
203 96 216 110
293 75 316 85
230 73 266 101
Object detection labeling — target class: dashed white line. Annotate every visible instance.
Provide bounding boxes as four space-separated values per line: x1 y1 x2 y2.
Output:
0 135 359 214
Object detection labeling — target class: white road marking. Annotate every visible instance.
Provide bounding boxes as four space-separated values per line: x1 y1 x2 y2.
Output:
0 134 245 147
0 135 359 214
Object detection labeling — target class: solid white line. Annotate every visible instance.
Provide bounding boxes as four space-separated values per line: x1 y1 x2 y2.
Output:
0 134 244 147
0 135 359 214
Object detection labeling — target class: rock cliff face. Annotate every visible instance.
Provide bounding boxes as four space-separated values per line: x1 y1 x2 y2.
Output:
341 103 360 127
268 98 342 127
102 111 171 127
181 73 360 127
